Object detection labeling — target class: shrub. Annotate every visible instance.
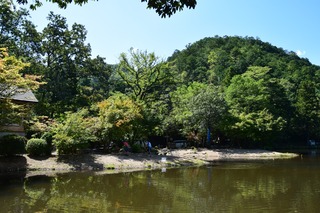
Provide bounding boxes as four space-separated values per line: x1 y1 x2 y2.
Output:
131 144 144 153
24 116 55 139
54 133 89 155
41 131 54 148
0 134 26 156
26 138 50 156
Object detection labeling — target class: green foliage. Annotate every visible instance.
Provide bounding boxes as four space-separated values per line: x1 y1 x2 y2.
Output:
295 80 320 139
24 116 55 139
168 83 202 137
225 66 287 143
117 48 177 137
26 138 50 156
0 48 41 126
36 12 92 116
167 82 227 145
96 93 144 144
170 82 207 125
142 0 197 18
0 134 26 156
228 109 286 144
77 56 113 106
131 144 144 153
117 48 175 102
41 131 55 147
2 3 320 150
15 0 197 18
190 85 227 129
52 109 97 155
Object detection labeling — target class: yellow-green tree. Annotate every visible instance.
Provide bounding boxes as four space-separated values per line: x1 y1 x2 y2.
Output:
0 48 41 127
97 93 144 146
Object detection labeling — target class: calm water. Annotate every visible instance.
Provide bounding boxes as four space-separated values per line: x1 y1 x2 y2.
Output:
1 151 320 213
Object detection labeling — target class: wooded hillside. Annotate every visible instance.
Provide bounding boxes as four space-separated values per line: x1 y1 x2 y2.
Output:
1 1 319 151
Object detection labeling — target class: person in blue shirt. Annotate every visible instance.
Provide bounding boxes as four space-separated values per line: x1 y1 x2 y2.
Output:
147 141 152 156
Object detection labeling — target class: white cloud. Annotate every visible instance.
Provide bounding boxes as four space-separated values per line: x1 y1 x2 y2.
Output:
295 50 306 57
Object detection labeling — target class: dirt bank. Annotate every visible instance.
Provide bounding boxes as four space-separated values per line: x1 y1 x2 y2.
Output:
0 148 299 175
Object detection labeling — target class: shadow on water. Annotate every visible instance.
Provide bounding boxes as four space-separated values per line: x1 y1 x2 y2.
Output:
0 155 27 172
278 149 320 158
0 156 27 195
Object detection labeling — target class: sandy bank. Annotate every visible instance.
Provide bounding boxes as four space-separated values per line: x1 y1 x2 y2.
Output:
0 148 299 175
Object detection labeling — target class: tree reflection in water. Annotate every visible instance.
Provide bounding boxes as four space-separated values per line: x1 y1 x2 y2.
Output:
1 157 320 212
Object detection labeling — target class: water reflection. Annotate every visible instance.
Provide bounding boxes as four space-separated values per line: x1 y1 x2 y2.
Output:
1 155 320 212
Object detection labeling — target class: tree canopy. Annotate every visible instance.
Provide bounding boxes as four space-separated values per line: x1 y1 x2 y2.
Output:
1 1 319 150
15 0 197 17
168 36 320 146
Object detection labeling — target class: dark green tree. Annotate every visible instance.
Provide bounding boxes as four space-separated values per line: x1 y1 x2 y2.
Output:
225 66 287 146
37 12 92 116
0 0 42 59
76 56 113 107
189 85 227 146
167 82 203 141
295 80 320 141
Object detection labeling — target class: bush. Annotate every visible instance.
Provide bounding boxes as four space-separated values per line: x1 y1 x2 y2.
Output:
53 133 89 155
26 138 51 156
131 144 144 153
51 110 96 155
24 116 55 139
0 134 26 156
41 131 54 148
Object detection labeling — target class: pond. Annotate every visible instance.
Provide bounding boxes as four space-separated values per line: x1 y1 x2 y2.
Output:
1 151 320 212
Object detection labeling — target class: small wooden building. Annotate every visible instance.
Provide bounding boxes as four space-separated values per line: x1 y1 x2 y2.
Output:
0 90 38 137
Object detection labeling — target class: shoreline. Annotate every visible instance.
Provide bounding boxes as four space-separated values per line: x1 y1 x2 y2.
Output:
0 148 299 176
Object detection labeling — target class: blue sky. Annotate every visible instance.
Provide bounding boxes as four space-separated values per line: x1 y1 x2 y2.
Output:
27 0 320 65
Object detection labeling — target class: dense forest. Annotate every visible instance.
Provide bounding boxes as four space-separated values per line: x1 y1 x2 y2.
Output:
1 1 319 154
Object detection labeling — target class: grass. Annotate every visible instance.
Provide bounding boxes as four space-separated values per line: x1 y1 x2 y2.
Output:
105 164 115 170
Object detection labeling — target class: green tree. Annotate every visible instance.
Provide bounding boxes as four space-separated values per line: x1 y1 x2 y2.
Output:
15 0 197 17
169 83 227 145
189 85 227 146
117 48 173 102
0 0 42 59
141 0 197 18
207 48 232 85
0 0 28 53
76 56 113 107
168 82 206 141
168 36 320 145
52 109 96 154
225 66 287 146
96 93 144 146
37 12 91 116
295 80 320 140
117 48 175 135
